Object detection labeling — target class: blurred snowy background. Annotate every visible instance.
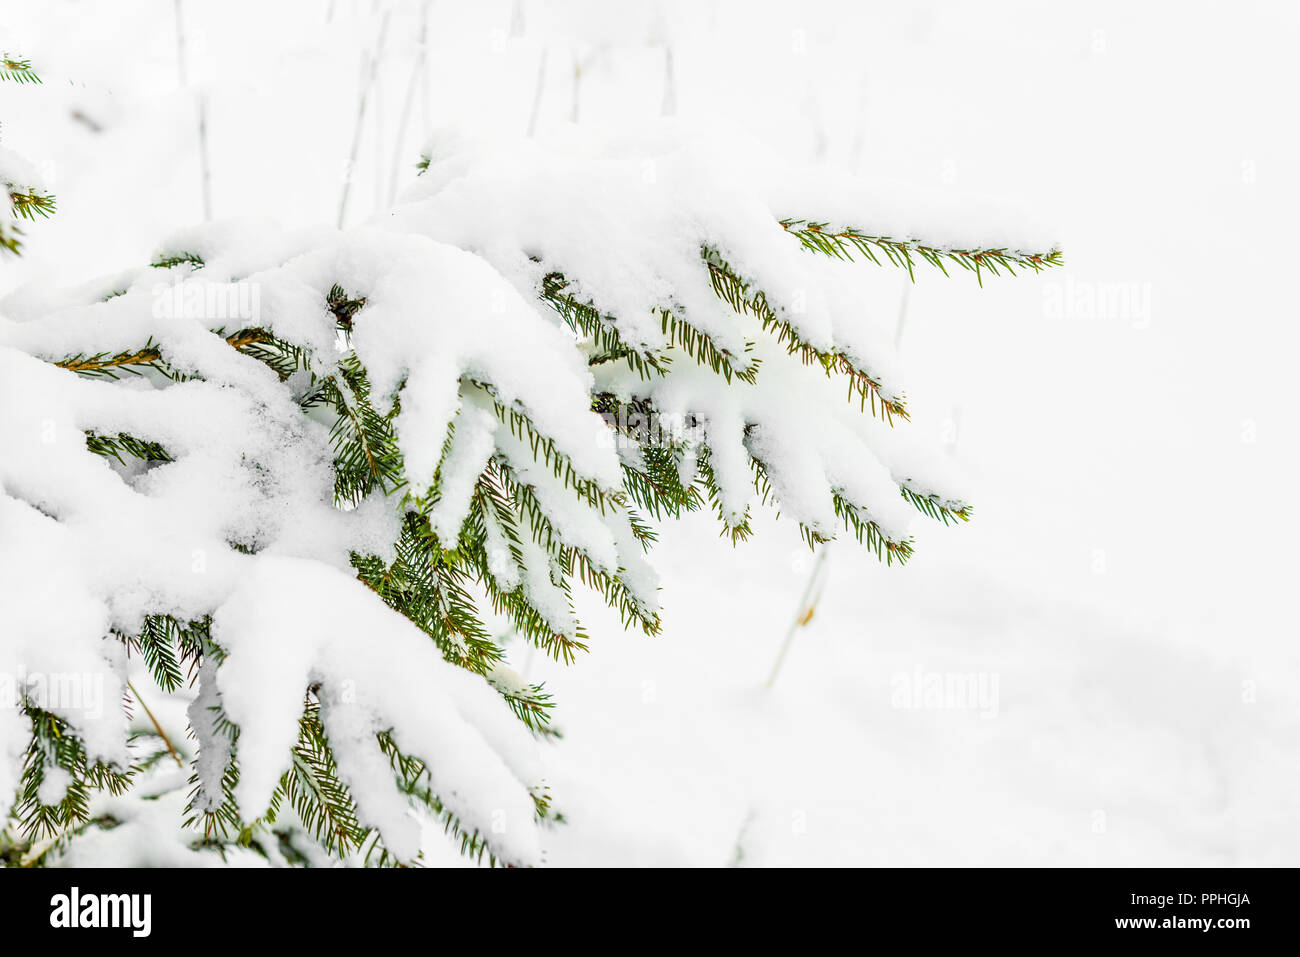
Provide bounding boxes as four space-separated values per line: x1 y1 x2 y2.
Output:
2 0 1297 865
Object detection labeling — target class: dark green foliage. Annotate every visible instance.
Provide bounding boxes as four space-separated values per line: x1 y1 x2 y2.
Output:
86 431 173 467
1 57 41 84
8 118 1059 864
15 709 134 843
150 251 206 270
780 218 1064 285
704 247 907 422
1 54 51 255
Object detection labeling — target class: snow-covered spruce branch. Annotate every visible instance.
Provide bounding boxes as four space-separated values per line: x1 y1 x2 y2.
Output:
1 55 56 256
0 126 1059 866
0 56 41 85
779 218 1064 285
702 249 908 424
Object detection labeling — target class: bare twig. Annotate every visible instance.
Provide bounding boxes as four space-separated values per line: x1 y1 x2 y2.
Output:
526 46 549 138
128 681 184 768
388 0 431 204
174 0 212 220
765 544 831 689
661 45 676 117
338 6 393 228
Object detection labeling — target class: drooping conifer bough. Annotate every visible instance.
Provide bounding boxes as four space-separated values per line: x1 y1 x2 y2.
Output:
0 114 1060 866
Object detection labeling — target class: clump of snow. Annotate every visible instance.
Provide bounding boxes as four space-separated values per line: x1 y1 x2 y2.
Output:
0 145 46 194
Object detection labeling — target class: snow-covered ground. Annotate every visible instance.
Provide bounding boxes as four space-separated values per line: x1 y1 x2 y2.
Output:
3 0 1297 866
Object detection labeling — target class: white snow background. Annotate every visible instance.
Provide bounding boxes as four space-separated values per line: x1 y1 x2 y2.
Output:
2 0 1297 865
